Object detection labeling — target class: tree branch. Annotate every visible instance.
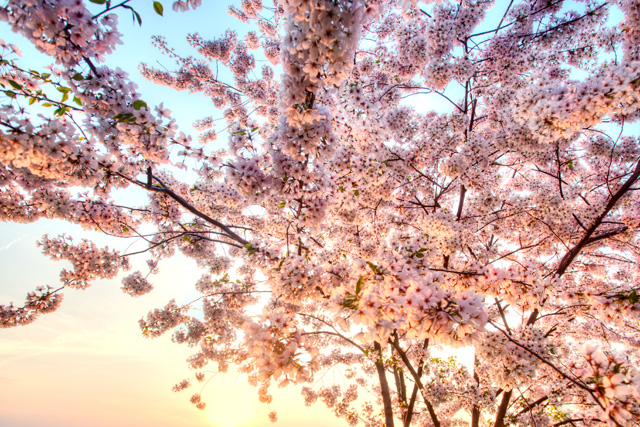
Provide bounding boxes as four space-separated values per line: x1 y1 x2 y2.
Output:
104 165 251 247
556 160 640 277
388 337 440 427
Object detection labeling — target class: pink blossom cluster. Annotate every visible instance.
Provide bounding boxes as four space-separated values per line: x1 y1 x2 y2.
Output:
139 299 188 339
121 271 153 297
279 0 369 113
273 0 374 165
38 234 129 289
269 255 319 302
0 286 63 328
476 327 546 390
172 379 190 392
514 61 640 144
172 0 202 13
189 392 206 410
571 344 640 424
242 306 314 383
0 0 121 68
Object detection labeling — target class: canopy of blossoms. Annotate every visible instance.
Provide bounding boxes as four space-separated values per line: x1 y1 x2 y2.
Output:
1 0 640 426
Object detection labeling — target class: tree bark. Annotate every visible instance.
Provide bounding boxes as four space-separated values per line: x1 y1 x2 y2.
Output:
389 337 440 427
556 159 640 276
471 405 481 427
471 362 481 427
493 389 512 427
374 341 395 427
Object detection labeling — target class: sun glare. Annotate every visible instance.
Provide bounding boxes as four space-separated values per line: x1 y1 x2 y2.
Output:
205 379 258 427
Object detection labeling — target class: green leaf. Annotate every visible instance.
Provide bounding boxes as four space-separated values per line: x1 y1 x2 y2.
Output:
132 99 147 110
28 97 36 105
61 93 69 103
40 73 51 80
71 73 84 81
243 243 257 256
121 3 143 25
113 112 136 122
278 201 286 208
90 0 107 3
41 102 52 107
7 79 21 90
57 87 71 93
73 96 82 106
568 158 574 170
353 189 360 196
4 91 16 98
356 276 364 295
342 294 359 309
153 1 164 15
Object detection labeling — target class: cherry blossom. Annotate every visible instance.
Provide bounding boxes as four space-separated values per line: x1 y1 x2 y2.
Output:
1 0 640 426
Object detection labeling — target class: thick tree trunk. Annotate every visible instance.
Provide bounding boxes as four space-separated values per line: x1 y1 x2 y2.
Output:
494 390 512 427
471 405 481 427
471 358 481 427
374 341 395 427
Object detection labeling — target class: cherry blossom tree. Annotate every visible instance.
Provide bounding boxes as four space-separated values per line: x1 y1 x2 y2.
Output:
1 0 640 426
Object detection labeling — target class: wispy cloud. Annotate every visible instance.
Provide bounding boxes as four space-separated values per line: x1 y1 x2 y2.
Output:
0 234 29 252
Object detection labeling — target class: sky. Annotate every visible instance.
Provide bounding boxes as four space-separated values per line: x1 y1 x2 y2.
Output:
0 1 349 426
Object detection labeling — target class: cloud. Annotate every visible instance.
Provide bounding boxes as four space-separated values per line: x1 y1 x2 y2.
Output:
0 234 29 252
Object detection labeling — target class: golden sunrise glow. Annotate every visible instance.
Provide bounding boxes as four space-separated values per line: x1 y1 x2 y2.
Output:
205 379 258 427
